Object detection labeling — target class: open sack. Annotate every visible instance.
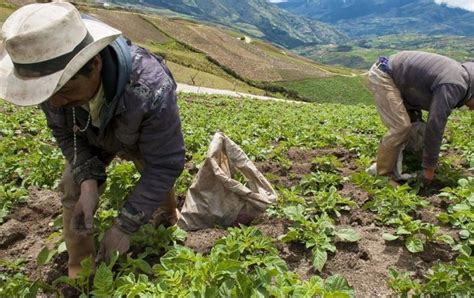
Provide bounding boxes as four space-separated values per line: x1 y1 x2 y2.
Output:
177 132 278 231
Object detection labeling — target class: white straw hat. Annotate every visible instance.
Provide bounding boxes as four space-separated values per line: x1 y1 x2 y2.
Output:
0 2 121 106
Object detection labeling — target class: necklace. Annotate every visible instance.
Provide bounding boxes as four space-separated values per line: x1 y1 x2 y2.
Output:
72 107 91 165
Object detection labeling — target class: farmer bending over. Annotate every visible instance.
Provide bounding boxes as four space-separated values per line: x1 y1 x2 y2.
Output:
0 2 185 277
367 51 473 184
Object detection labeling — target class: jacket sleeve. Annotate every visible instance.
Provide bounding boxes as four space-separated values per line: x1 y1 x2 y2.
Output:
423 84 466 169
40 103 107 185
123 82 185 219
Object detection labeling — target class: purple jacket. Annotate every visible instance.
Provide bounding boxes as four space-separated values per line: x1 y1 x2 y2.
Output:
41 38 185 219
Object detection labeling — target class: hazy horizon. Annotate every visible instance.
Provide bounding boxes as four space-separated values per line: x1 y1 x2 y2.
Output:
268 0 474 12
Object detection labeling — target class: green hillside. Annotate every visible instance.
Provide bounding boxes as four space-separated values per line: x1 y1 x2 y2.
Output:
276 75 372 105
112 0 348 48
295 34 474 69
88 7 365 103
278 0 474 38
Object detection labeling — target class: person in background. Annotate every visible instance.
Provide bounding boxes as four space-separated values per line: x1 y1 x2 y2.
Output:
0 2 185 277
367 51 473 184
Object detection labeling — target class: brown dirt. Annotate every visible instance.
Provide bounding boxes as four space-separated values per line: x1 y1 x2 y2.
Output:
0 188 63 281
257 146 356 189
143 15 332 82
93 10 170 45
0 146 463 296
185 229 229 254
323 225 423 296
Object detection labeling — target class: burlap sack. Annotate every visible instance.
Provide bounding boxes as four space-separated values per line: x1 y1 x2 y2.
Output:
177 132 277 231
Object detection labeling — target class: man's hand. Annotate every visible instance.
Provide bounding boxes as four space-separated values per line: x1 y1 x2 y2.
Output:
96 223 130 264
422 167 435 186
70 179 99 235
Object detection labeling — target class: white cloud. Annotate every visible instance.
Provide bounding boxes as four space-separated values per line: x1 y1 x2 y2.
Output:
434 0 474 11
268 0 474 12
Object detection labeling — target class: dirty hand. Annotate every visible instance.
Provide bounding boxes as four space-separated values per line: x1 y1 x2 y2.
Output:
70 180 99 235
96 223 130 264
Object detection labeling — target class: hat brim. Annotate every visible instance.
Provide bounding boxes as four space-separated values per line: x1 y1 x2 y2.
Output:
0 19 121 106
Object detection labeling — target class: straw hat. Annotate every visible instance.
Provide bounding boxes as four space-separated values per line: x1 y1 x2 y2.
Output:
0 2 121 106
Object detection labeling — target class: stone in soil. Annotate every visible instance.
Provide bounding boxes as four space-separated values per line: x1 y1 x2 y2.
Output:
0 219 28 248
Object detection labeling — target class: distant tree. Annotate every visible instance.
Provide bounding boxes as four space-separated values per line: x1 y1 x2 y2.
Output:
335 45 353 52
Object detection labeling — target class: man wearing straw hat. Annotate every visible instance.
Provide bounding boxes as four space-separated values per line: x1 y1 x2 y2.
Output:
0 2 185 277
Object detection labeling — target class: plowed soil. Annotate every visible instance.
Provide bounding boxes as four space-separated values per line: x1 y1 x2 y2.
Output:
0 147 460 297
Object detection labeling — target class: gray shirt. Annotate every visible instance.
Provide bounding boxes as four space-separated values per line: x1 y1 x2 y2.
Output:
389 51 472 169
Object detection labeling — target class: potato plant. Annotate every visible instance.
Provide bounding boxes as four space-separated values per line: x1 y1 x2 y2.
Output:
0 94 472 296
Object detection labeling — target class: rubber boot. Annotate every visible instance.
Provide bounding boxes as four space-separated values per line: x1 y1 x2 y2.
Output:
152 191 178 227
63 207 96 278
376 142 401 176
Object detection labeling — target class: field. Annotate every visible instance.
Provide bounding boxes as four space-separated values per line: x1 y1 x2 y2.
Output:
1 2 473 296
1 93 473 296
275 76 372 105
0 3 15 22
296 34 474 70
141 14 336 82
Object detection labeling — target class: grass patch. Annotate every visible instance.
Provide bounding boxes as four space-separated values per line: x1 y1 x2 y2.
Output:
166 61 265 95
144 40 266 95
0 6 14 22
296 34 473 69
276 75 373 105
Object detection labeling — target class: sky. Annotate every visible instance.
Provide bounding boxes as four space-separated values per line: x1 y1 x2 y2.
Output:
434 0 474 11
268 0 474 12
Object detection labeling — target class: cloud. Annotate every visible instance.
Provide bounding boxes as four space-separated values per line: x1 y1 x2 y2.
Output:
434 0 474 11
268 0 474 12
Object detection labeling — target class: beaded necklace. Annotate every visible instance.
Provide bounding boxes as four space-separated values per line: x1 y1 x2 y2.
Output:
72 107 91 165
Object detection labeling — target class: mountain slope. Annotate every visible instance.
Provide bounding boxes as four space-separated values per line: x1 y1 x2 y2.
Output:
277 0 474 37
113 0 347 48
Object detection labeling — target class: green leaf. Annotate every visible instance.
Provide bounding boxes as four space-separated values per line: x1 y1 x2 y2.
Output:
53 275 75 288
36 246 55 266
459 230 470 239
77 256 94 281
108 251 120 269
215 260 242 275
437 234 454 245
92 263 113 296
437 213 449 223
311 249 327 271
335 229 360 242
128 258 153 275
459 243 472 256
282 205 306 222
395 227 410 235
172 226 188 242
279 229 299 242
57 241 67 254
452 203 470 212
405 238 423 253
324 274 352 292
383 233 399 241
